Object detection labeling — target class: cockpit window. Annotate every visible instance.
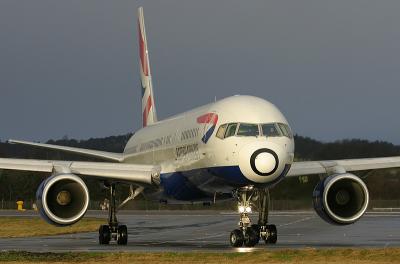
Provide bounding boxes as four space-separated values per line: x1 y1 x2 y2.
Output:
224 123 238 138
261 123 281 137
216 124 227 139
278 123 293 138
215 122 291 139
237 123 259 137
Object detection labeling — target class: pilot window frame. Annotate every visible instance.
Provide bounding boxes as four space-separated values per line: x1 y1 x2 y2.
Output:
224 123 238 138
278 123 293 139
261 123 282 137
216 124 227 139
236 123 260 137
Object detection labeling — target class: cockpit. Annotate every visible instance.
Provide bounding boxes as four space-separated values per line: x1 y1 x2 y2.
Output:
216 122 293 139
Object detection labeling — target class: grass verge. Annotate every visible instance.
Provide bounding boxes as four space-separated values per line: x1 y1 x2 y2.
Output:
1 249 400 264
0 217 104 238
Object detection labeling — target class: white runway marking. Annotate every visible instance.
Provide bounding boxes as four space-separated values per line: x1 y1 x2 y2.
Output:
140 233 226 246
278 216 315 228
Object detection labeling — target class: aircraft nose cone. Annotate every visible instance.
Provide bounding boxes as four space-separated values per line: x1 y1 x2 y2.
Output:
239 142 288 184
251 149 278 176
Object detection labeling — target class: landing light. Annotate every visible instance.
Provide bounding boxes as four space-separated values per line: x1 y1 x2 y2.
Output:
238 206 252 213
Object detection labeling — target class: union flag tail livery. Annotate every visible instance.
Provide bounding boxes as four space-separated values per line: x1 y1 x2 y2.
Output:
138 7 157 127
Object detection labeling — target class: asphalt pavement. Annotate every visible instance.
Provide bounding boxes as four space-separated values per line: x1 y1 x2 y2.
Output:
0 210 399 252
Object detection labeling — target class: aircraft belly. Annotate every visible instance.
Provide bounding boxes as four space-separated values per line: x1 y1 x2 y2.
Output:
159 166 250 201
157 164 291 202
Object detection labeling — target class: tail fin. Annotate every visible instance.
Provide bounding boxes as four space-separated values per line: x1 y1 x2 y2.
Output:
138 7 157 127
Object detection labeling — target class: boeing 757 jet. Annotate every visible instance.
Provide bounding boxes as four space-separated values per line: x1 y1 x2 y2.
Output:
1 7 400 247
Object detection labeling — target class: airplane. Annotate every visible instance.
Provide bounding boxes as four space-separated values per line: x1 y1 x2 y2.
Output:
1 6 400 247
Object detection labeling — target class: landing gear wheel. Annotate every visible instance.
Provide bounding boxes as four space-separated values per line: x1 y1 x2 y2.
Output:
251 224 260 244
265 224 277 244
244 227 259 247
230 187 275 247
117 225 128 245
100 183 130 246
99 225 111 245
251 224 260 232
230 229 244 247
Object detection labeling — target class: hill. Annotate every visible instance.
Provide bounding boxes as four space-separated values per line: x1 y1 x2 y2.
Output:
1 134 400 204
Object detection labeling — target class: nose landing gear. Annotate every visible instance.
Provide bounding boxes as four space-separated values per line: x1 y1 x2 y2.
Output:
230 187 277 247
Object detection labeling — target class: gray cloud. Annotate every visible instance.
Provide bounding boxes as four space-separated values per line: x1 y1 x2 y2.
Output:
0 0 399 143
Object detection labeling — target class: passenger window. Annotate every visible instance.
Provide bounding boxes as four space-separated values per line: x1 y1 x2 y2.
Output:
262 124 281 137
237 123 259 137
224 123 238 138
278 123 293 138
216 124 227 139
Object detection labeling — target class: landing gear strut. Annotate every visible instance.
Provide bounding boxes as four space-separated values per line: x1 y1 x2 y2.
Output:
98 183 128 245
256 188 277 244
229 187 277 247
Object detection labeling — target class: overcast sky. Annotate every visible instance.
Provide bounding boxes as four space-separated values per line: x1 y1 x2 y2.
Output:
1 0 400 144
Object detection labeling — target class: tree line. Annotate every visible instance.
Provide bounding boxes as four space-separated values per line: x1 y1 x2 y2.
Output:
0 134 399 202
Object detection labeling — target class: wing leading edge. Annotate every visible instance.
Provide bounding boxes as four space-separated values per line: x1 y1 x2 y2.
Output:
8 139 124 162
287 156 400 177
0 158 160 185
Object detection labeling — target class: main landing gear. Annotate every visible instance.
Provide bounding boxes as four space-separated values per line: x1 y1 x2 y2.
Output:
230 187 277 247
98 183 128 245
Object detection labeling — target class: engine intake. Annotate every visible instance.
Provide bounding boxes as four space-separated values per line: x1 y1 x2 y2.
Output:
36 174 89 226
313 173 369 225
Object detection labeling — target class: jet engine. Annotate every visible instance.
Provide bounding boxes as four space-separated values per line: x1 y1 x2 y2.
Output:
312 173 369 225
36 174 89 226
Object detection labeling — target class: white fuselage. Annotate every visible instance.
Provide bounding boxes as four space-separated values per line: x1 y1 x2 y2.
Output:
122 95 295 201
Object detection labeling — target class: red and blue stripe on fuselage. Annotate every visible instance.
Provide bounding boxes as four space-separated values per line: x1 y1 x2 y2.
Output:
197 113 218 144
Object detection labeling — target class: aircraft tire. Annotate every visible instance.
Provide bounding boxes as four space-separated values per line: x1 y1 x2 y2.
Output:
99 225 111 245
251 224 261 244
244 227 258 247
230 229 244 247
265 224 277 244
117 225 128 245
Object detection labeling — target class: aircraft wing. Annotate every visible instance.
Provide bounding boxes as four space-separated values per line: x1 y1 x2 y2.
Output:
7 139 124 162
0 158 161 185
287 156 400 177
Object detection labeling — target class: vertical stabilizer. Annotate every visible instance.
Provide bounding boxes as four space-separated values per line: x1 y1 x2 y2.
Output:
138 7 157 127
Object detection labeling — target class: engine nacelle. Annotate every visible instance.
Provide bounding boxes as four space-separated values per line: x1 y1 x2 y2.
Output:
36 174 89 226
313 173 369 225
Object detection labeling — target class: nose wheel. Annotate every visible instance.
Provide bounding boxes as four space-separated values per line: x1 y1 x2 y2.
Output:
230 187 277 247
230 229 244 247
98 183 128 245
263 224 277 244
244 226 259 247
